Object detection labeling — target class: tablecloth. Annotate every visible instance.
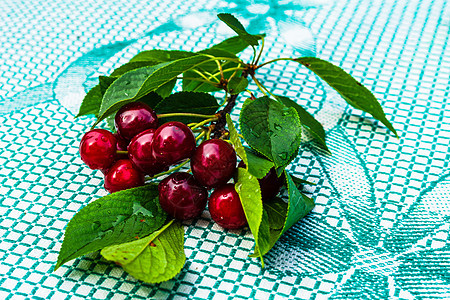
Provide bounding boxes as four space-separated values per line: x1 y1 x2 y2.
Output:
1 0 449 299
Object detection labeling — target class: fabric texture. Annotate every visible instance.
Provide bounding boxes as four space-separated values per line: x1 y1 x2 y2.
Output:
0 0 449 299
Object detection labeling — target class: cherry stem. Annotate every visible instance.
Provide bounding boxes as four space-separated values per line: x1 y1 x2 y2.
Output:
256 57 298 70
146 160 190 181
157 113 218 119
194 69 220 83
251 75 269 97
189 117 218 130
254 36 265 65
116 150 128 155
195 131 206 142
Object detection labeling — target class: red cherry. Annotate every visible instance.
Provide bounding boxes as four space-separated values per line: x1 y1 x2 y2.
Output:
152 121 196 166
128 129 167 176
104 159 145 193
191 139 237 188
114 101 158 140
158 172 208 220
114 133 129 159
208 184 247 229
79 129 117 170
258 167 285 201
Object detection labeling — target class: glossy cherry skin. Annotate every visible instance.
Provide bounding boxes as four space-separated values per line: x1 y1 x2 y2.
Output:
191 139 237 188
104 159 145 193
114 101 158 141
258 168 285 201
237 161 285 201
79 129 117 170
114 133 129 160
158 172 208 220
128 129 167 176
152 121 196 166
208 184 247 229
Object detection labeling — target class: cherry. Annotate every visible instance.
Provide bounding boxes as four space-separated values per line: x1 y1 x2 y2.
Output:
79 129 117 170
128 129 167 176
114 133 129 159
208 184 247 229
152 121 196 166
191 139 237 188
115 101 158 141
237 161 285 201
104 159 145 193
158 172 208 220
258 167 285 201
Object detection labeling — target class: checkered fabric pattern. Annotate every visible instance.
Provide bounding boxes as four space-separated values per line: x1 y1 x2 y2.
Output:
1 0 449 299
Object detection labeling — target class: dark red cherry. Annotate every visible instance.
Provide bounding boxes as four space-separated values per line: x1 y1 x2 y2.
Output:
191 139 237 188
237 161 285 201
114 133 129 159
208 184 247 229
104 159 145 193
152 121 196 166
128 129 166 176
114 101 158 141
79 129 117 170
258 167 285 201
158 172 208 220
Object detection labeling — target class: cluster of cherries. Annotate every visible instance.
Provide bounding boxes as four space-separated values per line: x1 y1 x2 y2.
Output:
79 101 284 229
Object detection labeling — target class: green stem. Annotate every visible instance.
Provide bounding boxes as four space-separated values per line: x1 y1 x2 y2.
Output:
146 160 190 181
202 55 243 64
251 75 278 99
199 70 220 82
251 45 258 65
190 117 218 130
254 36 265 65
157 112 217 119
220 91 229 106
210 67 246 80
116 150 128 155
190 69 219 83
195 130 206 141
214 59 224 79
251 75 269 97
227 64 242 83
256 57 298 69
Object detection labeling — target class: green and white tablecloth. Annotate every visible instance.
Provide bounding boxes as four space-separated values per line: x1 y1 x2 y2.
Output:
1 0 449 299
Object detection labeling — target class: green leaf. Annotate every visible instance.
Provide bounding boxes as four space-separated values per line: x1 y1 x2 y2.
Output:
138 92 164 109
76 76 116 118
129 50 196 63
228 76 248 95
217 13 259 47
277 96 329 152
155 79 176 98
289 173 316 187
55 184 166 270
110 61 161 77
155 92 219 124
235 168 267 265
239 96 302 168
209 35 263 54
264 197 288 231
244 147 274 179
101 220 185 284
95 55 213 126
254 172 315 257
295 57 398 137
226 114 247 165
283 172 315 234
